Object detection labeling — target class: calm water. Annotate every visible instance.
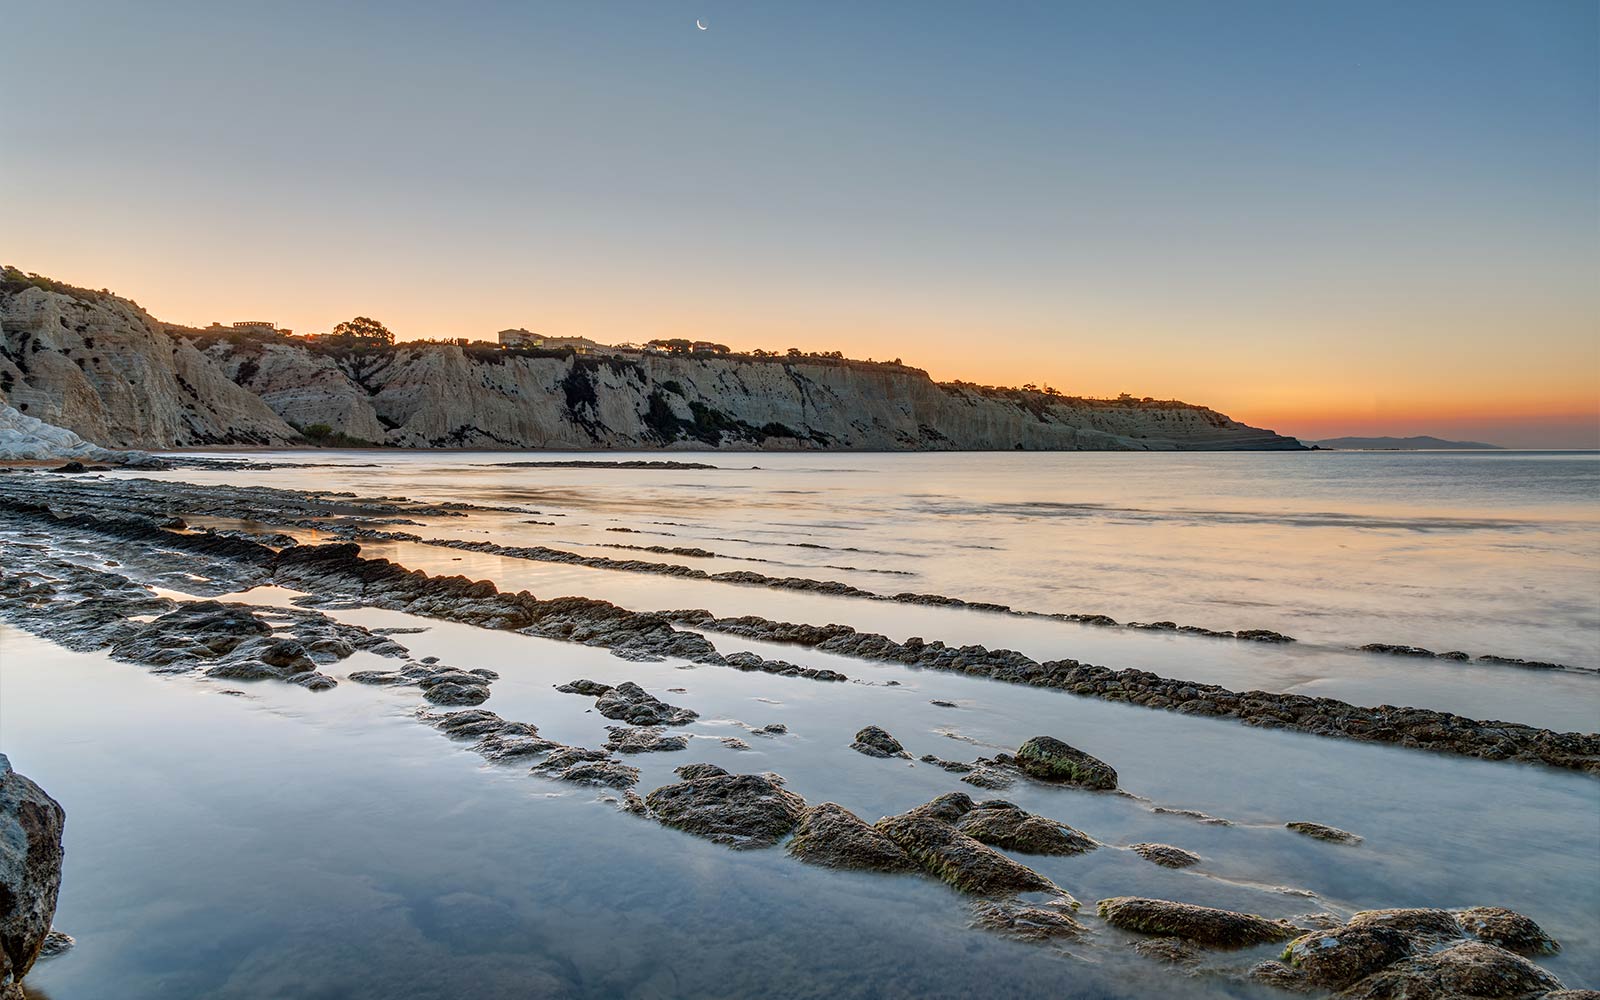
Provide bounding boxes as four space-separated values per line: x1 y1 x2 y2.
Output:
6 449 1599 998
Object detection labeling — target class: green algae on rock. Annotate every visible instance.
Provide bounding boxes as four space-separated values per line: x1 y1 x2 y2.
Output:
1014 736 1118 789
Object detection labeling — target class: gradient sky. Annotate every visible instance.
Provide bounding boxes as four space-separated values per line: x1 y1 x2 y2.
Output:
5 1 1596 446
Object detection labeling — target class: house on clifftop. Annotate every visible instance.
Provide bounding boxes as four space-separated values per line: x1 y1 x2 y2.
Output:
497 328 600 354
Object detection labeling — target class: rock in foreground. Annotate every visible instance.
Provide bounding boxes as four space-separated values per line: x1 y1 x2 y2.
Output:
1336 940 1563 999
0 754 66 995
1456 906 1561 957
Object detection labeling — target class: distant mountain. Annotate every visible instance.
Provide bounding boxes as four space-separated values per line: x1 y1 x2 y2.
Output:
1309 435 1503 451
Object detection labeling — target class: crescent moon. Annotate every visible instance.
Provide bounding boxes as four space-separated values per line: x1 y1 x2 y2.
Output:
696 18 707 29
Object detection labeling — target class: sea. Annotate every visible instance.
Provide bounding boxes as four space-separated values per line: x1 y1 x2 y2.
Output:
5 449 1597 998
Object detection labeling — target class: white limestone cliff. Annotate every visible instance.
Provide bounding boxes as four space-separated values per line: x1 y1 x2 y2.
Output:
1 276 1302 453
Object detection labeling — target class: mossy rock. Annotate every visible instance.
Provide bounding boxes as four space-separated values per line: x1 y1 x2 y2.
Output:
787 802 919 873
1096 896 1302 949
1455 906 1561 957
1281 925 1414 989
956 806 1097 856
875 810 1063 898
1129 842 1201 868
1337 941 1563 999
1015 736 1117 789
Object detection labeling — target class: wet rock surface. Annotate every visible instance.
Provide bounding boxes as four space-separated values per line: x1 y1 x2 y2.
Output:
35 930 73 960
1456 907 1561 956
1015 736 1119 789
919 754 974 773
1129 842 1202 868
953 803 1098 856
591 682 699 726
1287 821 1363 844
0 755 65 993
1280 925 1415 989
969 899 1086 942
604 726 690 754
875 806 1061 897
787 803 919 872
1346 908 1465 946
533 748 641 789
1095 896 1303 949
850 725 910 759
658 607 1600 774
673 763 730 780
1336 940 1564 999
644 773 807 849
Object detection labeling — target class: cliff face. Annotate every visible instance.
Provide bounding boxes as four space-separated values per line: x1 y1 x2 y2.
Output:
1 281 1302 452
0 285 296 448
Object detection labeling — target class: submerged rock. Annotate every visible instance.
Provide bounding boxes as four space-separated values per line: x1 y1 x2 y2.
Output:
875 809 1060 897
1280 925 1414 989
970 898 1086 942
850 725 910 759
36 930 74 959
787 803 919 872
1015 736 1118 790
1139 937 1207 968
1455 906 1561 956
1096 896 1302 949
594 682 698 726
0 754 66 993
919 754 973 773
960 765 1015 790
1129 842 1202 868
1248 960 1313 991
1287 821 1362 844
644 773 806 850
1337 940 1563 999
955 805 1098 856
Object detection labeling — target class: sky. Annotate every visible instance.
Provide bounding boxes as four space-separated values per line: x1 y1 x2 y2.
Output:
4 1 1596 447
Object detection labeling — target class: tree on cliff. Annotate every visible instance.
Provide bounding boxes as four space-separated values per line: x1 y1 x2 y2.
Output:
331 316 394 346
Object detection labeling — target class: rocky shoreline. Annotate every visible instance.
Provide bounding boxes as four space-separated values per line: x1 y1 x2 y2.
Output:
0 474 1595 775
2 469 1595 997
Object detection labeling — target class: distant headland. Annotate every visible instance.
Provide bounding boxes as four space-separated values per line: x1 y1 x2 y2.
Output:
1309 436 1504 451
